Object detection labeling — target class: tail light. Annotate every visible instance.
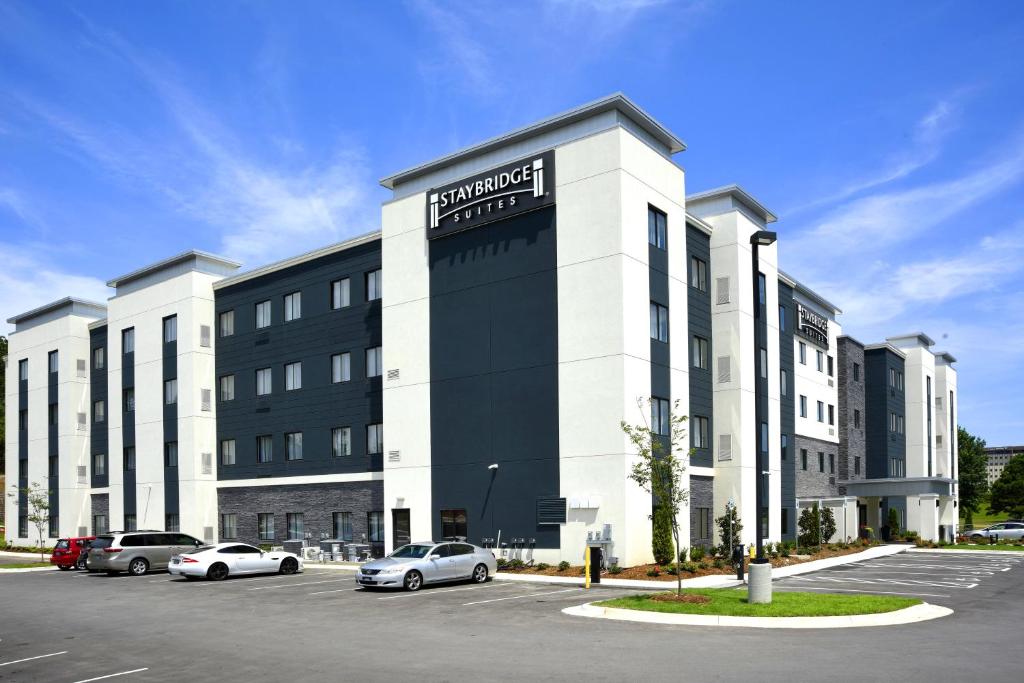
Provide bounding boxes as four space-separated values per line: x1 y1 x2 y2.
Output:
181 557 198 563
103 547 122 553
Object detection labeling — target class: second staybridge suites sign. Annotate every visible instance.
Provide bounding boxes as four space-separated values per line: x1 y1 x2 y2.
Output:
426 151 555 240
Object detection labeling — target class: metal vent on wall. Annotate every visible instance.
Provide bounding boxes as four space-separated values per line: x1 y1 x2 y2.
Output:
935 396 943 409
936 435 943 446
387 369 400 381
715 277 730 305
76 359 87 378
203 527 214 542
201 452 213 475
387 450 401 462
718 434 732 461
717 357 731 384
200 325 211 348
537 497 567 525
201 389 211 412
77 466 87 484
78 526 88 537
77 413 87 430
828 379 834 387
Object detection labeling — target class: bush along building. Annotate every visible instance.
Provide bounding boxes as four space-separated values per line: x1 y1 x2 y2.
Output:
3 93 959 563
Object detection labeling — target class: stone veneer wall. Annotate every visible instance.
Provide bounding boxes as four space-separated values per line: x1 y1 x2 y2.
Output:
689 475 714 548
794 434 840 500
838 338 866 489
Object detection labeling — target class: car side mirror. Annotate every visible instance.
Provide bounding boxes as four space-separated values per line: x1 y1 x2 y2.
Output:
194 540 201 547
429 554 441 561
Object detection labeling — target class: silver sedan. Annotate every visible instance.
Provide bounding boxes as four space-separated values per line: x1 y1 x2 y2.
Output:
355 541 497 591
968 522 1024 542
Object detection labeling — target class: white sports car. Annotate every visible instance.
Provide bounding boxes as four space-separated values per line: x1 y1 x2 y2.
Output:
168 542 303 581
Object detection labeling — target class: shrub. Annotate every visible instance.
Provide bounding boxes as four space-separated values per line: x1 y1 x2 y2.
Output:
652 504 675 565
647 566 662 577
716 504 743 555
690 546 705 562
780 545 790 558
496 558 508 570
677 547 689 564
609 564 623 575
713 558 724 569
798 505 821 547
508 558 525 570
557 560 570 572
903 530 919 541
666 565 679 576
682 561 698 574
888 508 901 539
536 562 550 571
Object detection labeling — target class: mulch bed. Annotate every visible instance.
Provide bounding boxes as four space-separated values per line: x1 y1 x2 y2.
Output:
650 593 711 604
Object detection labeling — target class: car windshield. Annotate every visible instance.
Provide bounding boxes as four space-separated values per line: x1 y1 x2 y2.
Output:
90 536 114 549
186 546 215 555
388 544 434 559
55 539 70 549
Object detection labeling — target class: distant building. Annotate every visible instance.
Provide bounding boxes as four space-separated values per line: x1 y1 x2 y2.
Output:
985 446 1023 486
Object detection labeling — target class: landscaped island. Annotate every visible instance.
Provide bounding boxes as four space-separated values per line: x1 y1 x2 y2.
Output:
596 589 920 617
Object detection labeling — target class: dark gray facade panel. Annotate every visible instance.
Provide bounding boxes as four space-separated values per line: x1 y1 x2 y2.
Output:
163 335 179 515
687 226 713 468
689 475 713 548
429 206 560 548
48 360 58 530
215 241 383 480
778 281 796 539
122 341 136 521
794 434 840 499
90 325 108 488
864 348 906 478
217 481 383 548
837 338 866 487
18 370 28 529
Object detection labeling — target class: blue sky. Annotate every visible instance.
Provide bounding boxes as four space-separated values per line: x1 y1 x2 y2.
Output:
1 1 1023 444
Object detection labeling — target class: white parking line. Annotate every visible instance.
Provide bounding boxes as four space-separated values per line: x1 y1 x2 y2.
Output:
779 585 951 599
377 582 518 600
784 576 976 589
308 587 361 595
462 587 582 606
73 668 149 682
0 651 69 667
248 578 350 591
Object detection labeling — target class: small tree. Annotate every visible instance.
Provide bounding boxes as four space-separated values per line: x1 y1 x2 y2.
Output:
820 506 837 544
989 453 1024 519
798 505 820 549
888 507 901 539
7 482 51 561
623 398 690 596
957 426 990 527
651 503 675 565
715 502 743 556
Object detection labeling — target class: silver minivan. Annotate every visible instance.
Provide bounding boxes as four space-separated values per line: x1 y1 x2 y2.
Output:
87 531 203 576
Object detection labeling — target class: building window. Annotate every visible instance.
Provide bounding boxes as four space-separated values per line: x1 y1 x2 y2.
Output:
221 514 238 540
648 205 667 249
285 432 303 461
782 508 789 535
818 451 825 473
93 514 108 535
256 368 272 396
94 400 105 424
219 374 235 401
760 348 768 379
19 358 28 381
165 441 178 468
366 269 382 301
366 347 383 378
828 404 835 426
47 350 59 374
123 388 135 412
93 453 106 476
801 449 808 471
122 328 135 354
898 415 905 434
164 378 178 405
332 427 351 457
220 439 236 466
257 435 273 463
760 422 769 453
816 350 824 372
367 423 383 455
285 361 302 390
799 395 807 418
49 403 58 426
829 453 835 474
368 512 384 543
651 397 670 436
854 409 861 428
19 409 27 431
165 514 180 533
440 509 467 540
125 514 137 532
287 513 304 540
690 256 707 292
219 310 235 337
798 342 806 365
650 302 669 342
693 416 709 449
817 401 825 423
697 507 711 539
94 347 105 370
781 434 788 460
48 515 59 538
332 352 351 383
779 305 786 331
331 278 350 309
123 447 135 471
827 355 834 377
758 272 766 306
283 291 302 322
780 369 788 397
853 362 860 381
854 456 861 476
48 455 59 477
258 513 275 541
255 300 272 329
333 512 353 541
163 315 177 343
692 336 709 370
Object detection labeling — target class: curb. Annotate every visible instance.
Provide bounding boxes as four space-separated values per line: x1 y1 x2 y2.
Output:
562 600 953 629
0 566 58 573
0 551 53 560
907 548 1024 555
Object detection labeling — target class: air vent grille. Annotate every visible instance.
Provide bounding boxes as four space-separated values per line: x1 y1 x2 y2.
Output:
718 434 732 461
537 497 567 525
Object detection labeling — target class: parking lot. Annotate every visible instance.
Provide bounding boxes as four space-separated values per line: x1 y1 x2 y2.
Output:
2 550 1022 682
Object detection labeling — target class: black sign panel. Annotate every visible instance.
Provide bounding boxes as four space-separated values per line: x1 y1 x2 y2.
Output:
797 303 829 348
426 150 555 240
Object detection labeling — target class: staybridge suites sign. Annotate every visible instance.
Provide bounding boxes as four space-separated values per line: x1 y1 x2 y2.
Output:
797 303 829 348
426 151 555 240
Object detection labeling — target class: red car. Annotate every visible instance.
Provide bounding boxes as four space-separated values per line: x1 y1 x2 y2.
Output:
51 536 96 570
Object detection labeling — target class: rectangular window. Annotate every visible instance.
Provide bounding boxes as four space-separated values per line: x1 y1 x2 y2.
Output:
829 453 835 474
165 514 180 533
164 378 178 405
93 453 105 476
651 397 670 436
798 342 806 365
650 302 669 342
693 416 709 449
827 355 834 377
163 315 177 343
818 451 825 473
333 512 353 541
285 361 302 390
817 401 825 423
256 368 272 396
440 509 467 540
19 358 28 380
816 350 824 372
94 400 105 423
219 310 235 337
368 511 384 543
49 455 58 478
759 348 768 378
122 328 135 354
332 427 351 457
165 441 178 468
898 415 905 434
854 409 861 428
367 423 383 455
780 369 788 397
93 514 108 535
331 278 350 309
801 449 808 471
287 513 304 540
781 434 788 460
366 269 382 301
221 513 238 540
799 395 807 418
890 412 897 432
285 432 303 461
219 375 235 401
692 336 709 370
255 300 271 329
854 456 861 476
125 514 137 532
123 447 135 471
48 350 59 373
48 403 58 426
828 404 835 426
698 508 711 539
782 508 789 535
220 439 236 466
758 272 766 307
779 305 786 331
853 362 860 381
690 256 707 292
257 435 273 463
760 422 769 453
258 513 275 541
19 409 27 430
648 206 667 249
94 347 105 370
123 388 135 412
366 346 383 378
332 352 351 383
283 292 302 322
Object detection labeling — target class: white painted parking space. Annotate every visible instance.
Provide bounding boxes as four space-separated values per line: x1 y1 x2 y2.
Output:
462 587 584 606
376 582 520 600
0 650 68 667
73 668 149 682
247 578 351 591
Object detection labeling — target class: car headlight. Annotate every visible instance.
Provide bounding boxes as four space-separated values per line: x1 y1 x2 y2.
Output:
379 567 405 575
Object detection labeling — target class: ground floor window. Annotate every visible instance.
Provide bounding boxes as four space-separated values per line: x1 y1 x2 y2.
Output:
367 511 384 543
287 513 304 540
49 515 59 538
165 513 180 532
782 507 789 534
221 513 237 539
258 513 274 541
697 507 711 540
440 509 468 540
19 515 28 537
93 514 108 535
333 512 353 541
125 514 137 532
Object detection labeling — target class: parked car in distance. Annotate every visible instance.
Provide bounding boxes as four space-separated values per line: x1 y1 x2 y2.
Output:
86 531 204 576
969 522 1024 542
356 541 496 591
168 543 303 581
50 536 95 570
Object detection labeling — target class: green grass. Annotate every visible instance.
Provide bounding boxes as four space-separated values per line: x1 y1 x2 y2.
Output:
0 562 53 569
596 589 920 617
940 544 1024 552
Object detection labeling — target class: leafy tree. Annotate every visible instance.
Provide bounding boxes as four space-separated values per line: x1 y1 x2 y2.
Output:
798 504 820 548
715 502 743 556
957 426 990 527
989 453 1024 519
887 507 901 539
820 506 837 544
651 503 675 565
623 397 690 595
7 482 50 560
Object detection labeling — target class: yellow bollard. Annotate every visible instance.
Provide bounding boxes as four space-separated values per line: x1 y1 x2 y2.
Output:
584 547 591 589
749 543 755 560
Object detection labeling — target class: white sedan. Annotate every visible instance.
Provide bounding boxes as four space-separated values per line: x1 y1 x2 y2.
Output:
169 542 303 581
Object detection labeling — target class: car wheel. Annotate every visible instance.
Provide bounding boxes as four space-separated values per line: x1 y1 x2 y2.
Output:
472 563 489 583
279 558 299 575
128 558 149 576
207 563 229 581
404 570 423 592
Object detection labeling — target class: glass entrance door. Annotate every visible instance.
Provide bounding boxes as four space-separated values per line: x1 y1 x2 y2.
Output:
392 509 411 551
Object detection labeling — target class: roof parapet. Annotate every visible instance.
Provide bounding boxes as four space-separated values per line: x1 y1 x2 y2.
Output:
686 184 777 224
7 297 107 328
887 332 937 349
107 249 241 290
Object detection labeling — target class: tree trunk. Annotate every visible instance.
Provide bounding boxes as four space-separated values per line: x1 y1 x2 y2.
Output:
672 524 682 596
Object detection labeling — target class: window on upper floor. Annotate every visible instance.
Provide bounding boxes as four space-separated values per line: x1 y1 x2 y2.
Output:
690 256 707 292
123 447 135 471
19 358 28 381
256 368 272 396
93 347 105 370
779 305 786 332
219 310 235 337
332 352 351 383
648 206 667 249
284 292 302 322
366 347 383 378
758 272 766 307
332 278 350 309
255 300 271 329
257 434 273 463
799 395 807 418
816 350 824 372
93 400 105 424
692 336 709 370
760 348 768 379
122 328 135 354
93 453 106 476
693 416 709 449
854 456 861 476
19 409 27 431
780 369 788 397
828 404 835 426
829 453 835 474
801 449 808 471
650 302 668 343
799 342 807 365
332 427 352 457
651 397 670 436
817 401 824 423
366 269 382 302
367 423 383 455
164 378 177 405
123 388 134 412
760 422 769 453
285 432 303 461
219 375 235 401
781 434 788 460
818 451 825 472
853 362 860 382
827 355 834 377
220 439 236 466
854 409 861 429
48 350 59 374
165 441 178 468
285 362 302 391
163 315 177 343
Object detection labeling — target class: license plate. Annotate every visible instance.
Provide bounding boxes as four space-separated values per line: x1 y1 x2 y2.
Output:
359 578 375 584
171 559 180 564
